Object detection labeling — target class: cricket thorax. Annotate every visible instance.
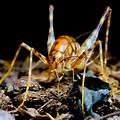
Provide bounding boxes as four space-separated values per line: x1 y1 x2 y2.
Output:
49 35 80 70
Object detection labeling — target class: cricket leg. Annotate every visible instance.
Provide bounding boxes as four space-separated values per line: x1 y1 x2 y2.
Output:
18 48 33 108
81 39 106 113
0 46 22 84
60 68 75 92
0 42 48 108
81 57 89 114
103 9 112 81
18 43 49 108
72 40 105 113
99 39 107 82
51 69 64 92
0 43 48 84
47 5 55 55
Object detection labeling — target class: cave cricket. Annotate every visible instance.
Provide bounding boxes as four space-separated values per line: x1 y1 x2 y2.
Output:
0 5 112 113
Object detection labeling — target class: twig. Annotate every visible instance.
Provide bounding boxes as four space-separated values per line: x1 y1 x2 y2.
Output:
98 111 120 120
37 99 53 112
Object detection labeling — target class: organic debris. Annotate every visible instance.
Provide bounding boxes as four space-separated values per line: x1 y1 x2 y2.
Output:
0 54 120 120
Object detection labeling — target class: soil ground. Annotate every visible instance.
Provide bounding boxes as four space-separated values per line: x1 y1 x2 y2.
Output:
0 54 120 120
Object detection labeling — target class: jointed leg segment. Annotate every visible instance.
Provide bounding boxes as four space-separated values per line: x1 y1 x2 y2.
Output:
103 10 112 81
0 42 48 108
72 7 112 113
18 48 33 108
72 40 104 113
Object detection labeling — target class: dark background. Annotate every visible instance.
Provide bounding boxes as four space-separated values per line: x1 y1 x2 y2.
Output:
0 0 116 60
